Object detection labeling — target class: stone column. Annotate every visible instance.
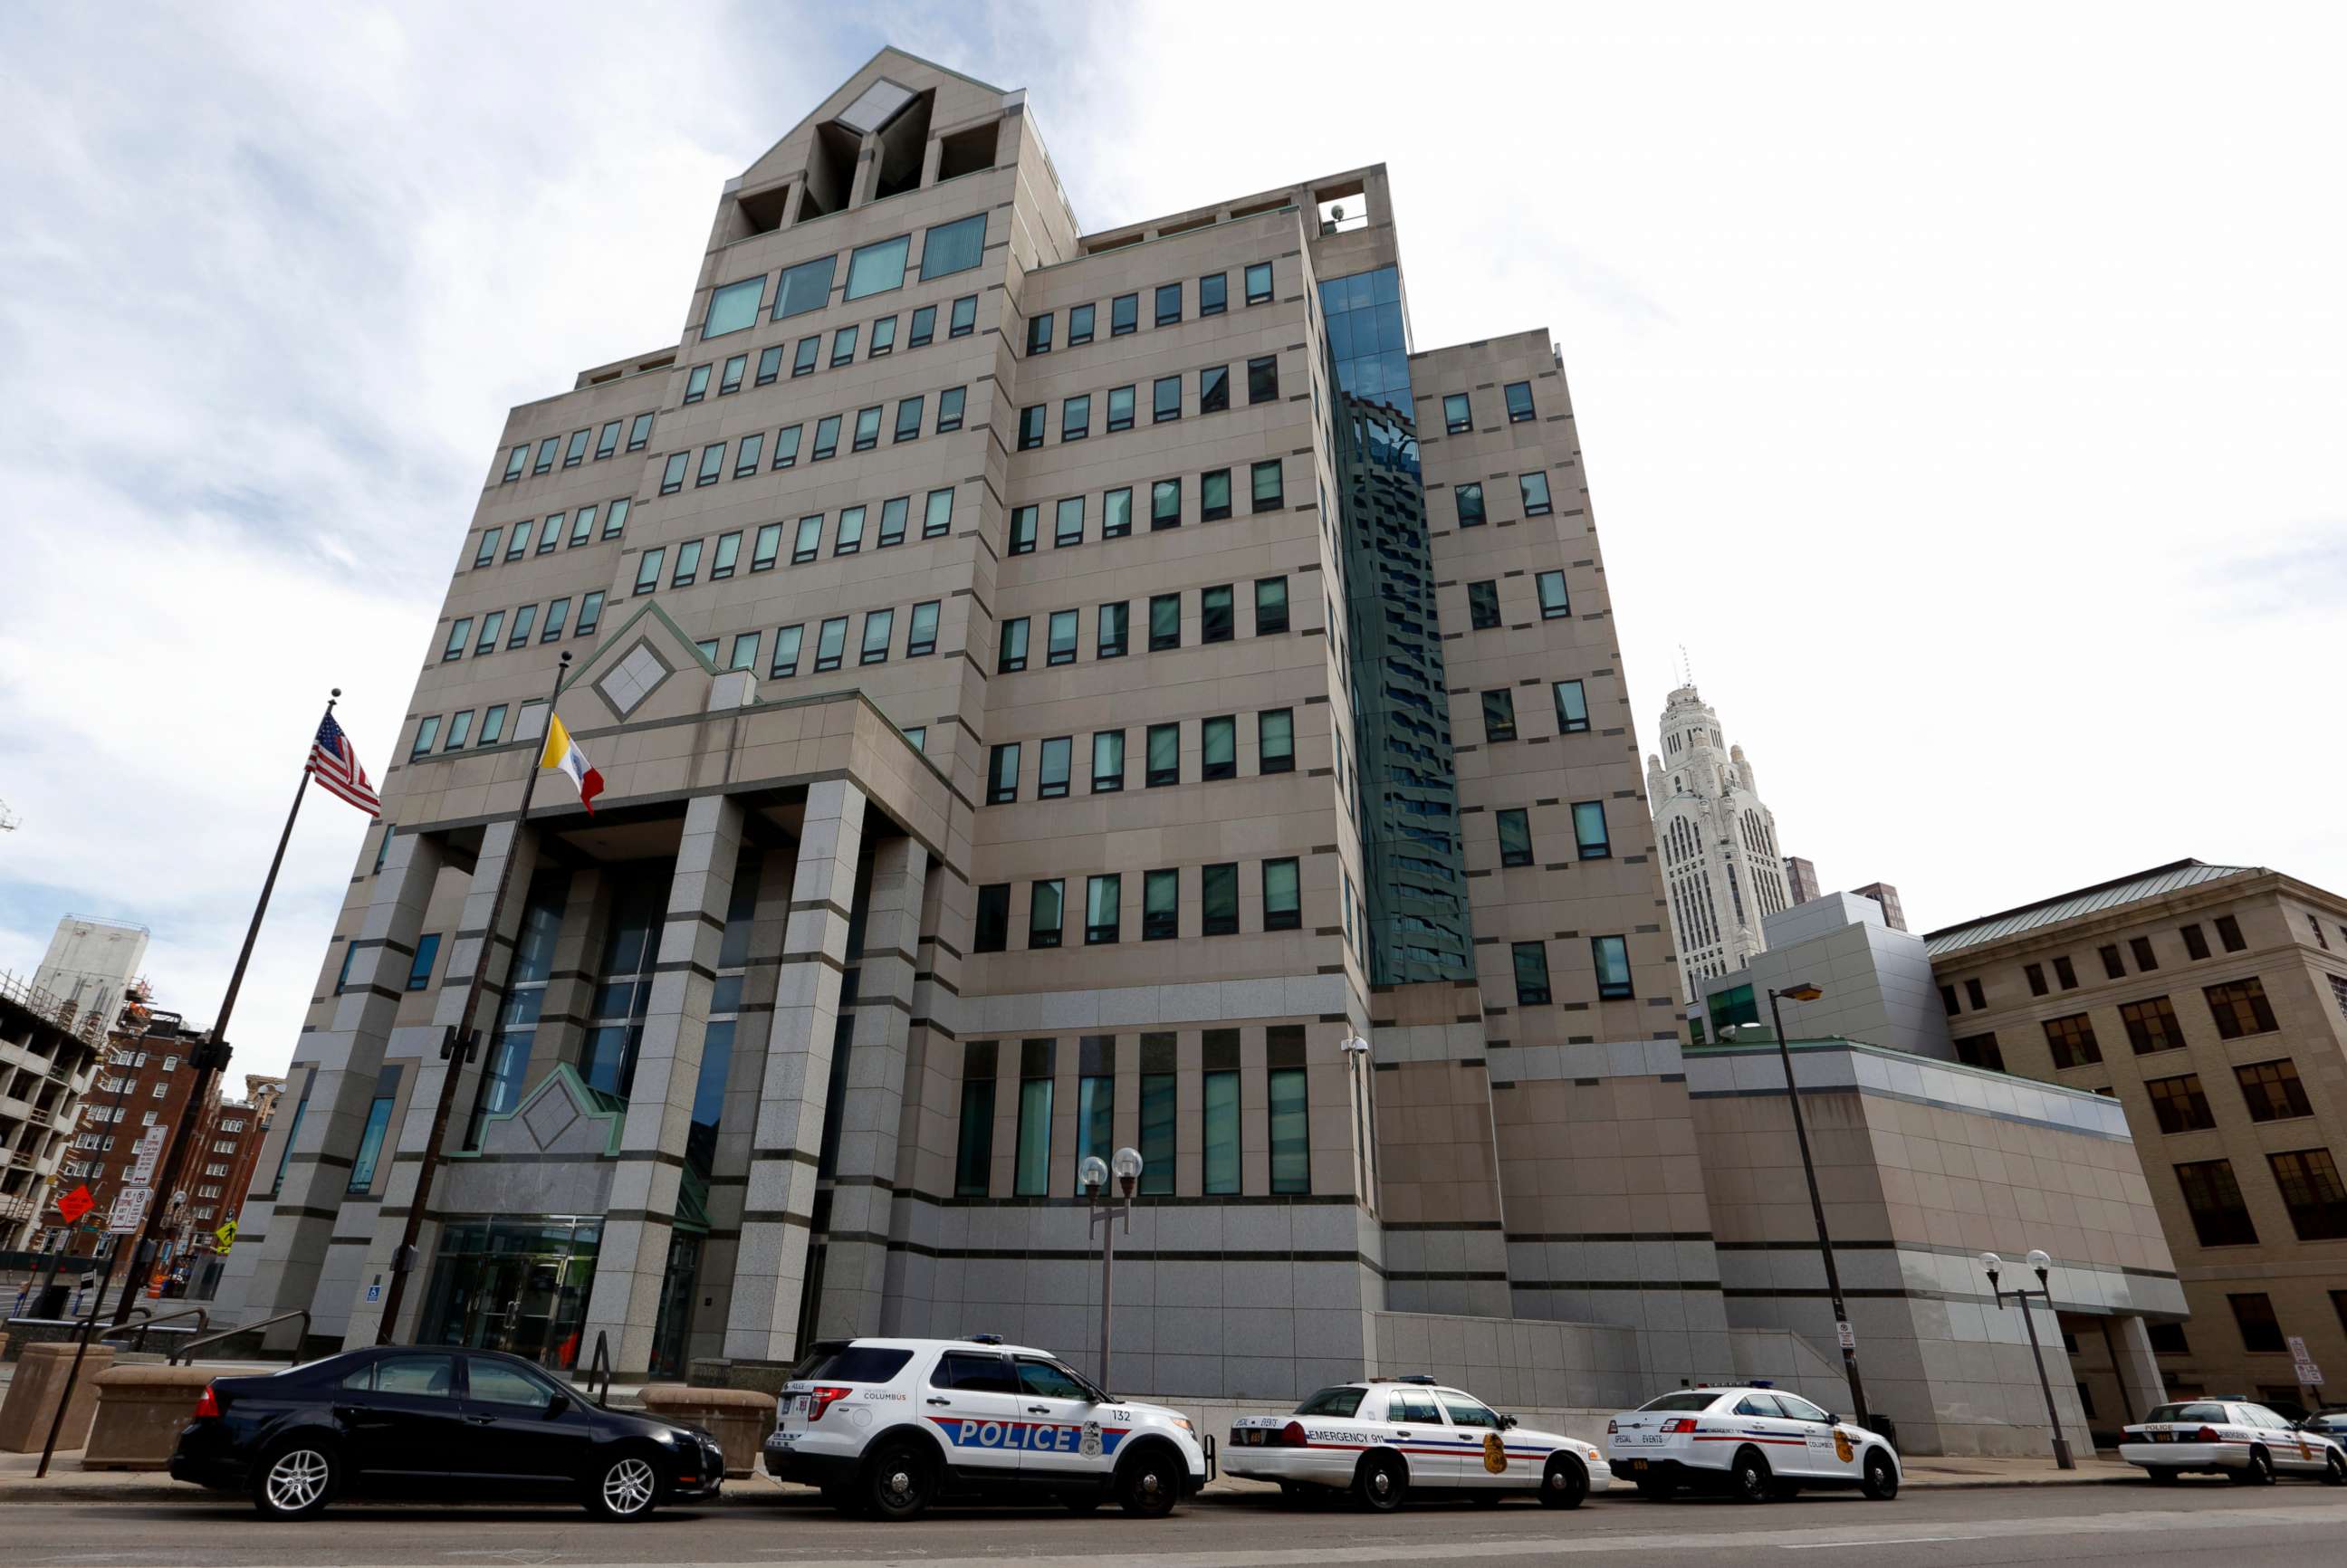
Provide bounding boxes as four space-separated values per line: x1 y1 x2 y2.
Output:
2107 1314 2168 1426
723 779 865 1366
344 819 539 1346
580 794 746 1374
918 134 944 189
814 836 927 1338
230 830 446 1324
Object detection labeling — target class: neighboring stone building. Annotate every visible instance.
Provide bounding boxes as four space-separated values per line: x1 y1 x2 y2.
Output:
1688 891 1955 1061
49 1007 216 1260
0 972 108 1252
1854 882 1907 933
1647 684 1791 995
1928 860 2347 1417
1784 855 1823 907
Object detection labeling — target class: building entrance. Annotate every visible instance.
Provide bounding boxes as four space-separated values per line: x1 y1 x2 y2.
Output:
418 1216 601 1370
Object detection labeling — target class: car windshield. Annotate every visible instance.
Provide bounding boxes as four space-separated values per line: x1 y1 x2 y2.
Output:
1295 1387 1365 1417
1639 1391 1720 1412
2145 1402 2227 1423
791 1343 915 1383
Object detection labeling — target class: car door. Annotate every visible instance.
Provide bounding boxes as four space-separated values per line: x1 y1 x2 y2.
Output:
2240 1404 2317 1474
1384 1388 1456 1482
1012 1355 1115 1483
1438 1391 1512 1488
1728 1392 1813 1476
923 1349 1021 1479
1774 1391 1861 1481
333 1351 468 1477
460 1354 596 1487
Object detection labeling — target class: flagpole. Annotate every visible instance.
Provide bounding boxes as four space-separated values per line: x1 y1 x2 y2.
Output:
109 689 340 1327
376 652 570 1343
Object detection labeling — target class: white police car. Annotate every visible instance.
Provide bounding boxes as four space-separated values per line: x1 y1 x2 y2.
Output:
2119 1399 2347 1485
1224 1376 1612 1510
761 1335 1209 1519
1605 1386 1900 1501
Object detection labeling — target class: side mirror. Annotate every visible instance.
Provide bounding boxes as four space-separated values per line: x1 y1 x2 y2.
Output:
1499 1414 1518 1429
1824 1413 1841 1427
547 1392 571 1417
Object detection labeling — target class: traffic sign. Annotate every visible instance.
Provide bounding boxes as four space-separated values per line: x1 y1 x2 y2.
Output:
129 1125 166 1185
1835 1320 1857 1351
108 1186 152 1235
214 1219 238 1254
57 1184 93 1224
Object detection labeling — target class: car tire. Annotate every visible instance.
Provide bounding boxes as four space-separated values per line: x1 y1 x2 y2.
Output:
2230 1448 2274 1487
2323 1450 2346 1487
2145 1466 2178 1487
1537 1454 1588 1510
1729 1447 1773 1504
1862 1449 1899 1501
251 1439 337 1521
585 1448 662 1522
1354 1450 1408 1512
1117 1446 1183 1517
863 1439 937 1521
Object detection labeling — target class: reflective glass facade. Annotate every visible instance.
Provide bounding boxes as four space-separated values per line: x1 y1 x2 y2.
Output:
1319 267 1475 984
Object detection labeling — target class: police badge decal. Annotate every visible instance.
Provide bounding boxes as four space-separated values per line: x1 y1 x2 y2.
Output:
1833 1429 1854 1464
1080 1420 1104 1459
1483 1431 1509 1474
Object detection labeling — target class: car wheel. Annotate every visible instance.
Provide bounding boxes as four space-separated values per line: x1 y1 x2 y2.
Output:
1537 1454 1588 1510
2230 1448 2274 1487
1354 1450 1408 1512
2145 1467 2178 1486
586 1449 661 1521
1730 1447 1773 1504
863 1439 937 1521
1118 1447 1183 1517
1635 1474 1679 1499
251 1439 336 1521
1862 1449 1899 1501
2323 1451 2346 1487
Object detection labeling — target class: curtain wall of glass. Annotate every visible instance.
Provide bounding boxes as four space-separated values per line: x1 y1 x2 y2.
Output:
1319 267 1475 985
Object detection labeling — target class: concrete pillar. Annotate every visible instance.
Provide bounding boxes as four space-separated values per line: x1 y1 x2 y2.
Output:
343 820 540 1346
2108 1314 2167 1425
723 780 865 1365
581 794 747 1374
848 132 882 208
815 837 927 1337
227 831 446 1325
918 134 944 189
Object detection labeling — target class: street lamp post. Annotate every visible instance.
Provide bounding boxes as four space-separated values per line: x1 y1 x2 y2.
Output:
1081 1146 1145 1392
1981 1249 2075 1469
1764 981 1870 1429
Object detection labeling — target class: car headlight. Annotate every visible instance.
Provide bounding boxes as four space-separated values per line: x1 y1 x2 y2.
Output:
1171 1417 1193 1433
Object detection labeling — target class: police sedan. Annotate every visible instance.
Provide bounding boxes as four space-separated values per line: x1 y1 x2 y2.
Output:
1605 1386 1900 1501
1225 1377 1611 1510
2120 1399 2347 1485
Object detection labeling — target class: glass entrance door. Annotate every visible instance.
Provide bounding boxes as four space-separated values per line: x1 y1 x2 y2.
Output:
418 1217 600 1371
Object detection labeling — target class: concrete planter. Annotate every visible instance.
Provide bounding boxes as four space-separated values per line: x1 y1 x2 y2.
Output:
84 1364 216 1470
639 1383 772 1477
0 1341 115 1453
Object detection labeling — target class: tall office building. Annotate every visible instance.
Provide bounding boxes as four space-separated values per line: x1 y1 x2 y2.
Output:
1646 684 1790 997
219 60 2181 1447
1783 855 1822 907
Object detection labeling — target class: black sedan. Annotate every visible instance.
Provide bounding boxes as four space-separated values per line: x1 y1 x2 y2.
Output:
169 1344 723 1521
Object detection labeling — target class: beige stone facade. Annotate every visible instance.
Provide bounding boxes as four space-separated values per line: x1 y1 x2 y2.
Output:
1929 862 2347 1420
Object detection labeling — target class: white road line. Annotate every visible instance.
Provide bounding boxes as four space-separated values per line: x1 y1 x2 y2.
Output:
1777 1538 1969 1549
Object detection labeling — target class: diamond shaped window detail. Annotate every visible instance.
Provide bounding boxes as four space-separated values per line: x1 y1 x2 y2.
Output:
835 80 915 135
598 643 668 717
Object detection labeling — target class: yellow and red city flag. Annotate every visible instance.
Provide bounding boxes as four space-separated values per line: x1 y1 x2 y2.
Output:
540 712 604 814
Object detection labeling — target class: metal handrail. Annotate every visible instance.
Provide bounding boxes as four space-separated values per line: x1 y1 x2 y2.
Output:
587 1330 612 1404
101 1304 210 1353
171 1307 310 1365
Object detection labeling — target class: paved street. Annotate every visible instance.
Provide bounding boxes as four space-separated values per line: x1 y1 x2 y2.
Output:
9 1480 2346 1567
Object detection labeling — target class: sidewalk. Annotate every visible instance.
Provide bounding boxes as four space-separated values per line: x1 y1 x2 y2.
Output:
0 1448 2136 1506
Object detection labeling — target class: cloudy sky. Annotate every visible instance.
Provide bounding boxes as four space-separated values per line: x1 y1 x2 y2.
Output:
3 2 2341 1079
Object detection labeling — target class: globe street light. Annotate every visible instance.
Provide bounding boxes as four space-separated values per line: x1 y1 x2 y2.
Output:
1981 1250 2075 1469
1764 981 1871 1431
1083 1146 1146 1391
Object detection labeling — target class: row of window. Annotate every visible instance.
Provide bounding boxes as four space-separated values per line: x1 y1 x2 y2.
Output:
1445 473 1557 527
498 414 655 484
973 858 1304 951
657 388 971 493
470 498 631 570
1439 380 1539 434
2178 1291 2347 1365
953 1027 1307 1200
995 579 1293 674
1509 936 1636 1005
1952 975 2284 1074
1942 914 2257 1014
1006 463 1288 556
1466 571 1572 629
1480 680 1594 743
2140 1057 2316 1133
630 489 957 596
332 932 442 990
2172 1146 2347 1246
685 292 980 402
1020 262 1277 361
1015 354 1281 451
982 710 1298 806
701 211 990 338
697 597 947 684
1492 800 1613 865
440 592 607 664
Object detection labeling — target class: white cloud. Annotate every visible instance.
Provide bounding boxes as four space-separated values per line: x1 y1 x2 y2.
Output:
4 2 2341 1082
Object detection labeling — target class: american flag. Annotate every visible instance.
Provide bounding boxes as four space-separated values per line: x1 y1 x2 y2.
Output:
309 712 380 817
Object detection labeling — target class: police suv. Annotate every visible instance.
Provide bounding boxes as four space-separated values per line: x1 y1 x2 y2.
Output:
1605 1386 1901 1501
761 1336 1209 1520
2118 1399 2347 1485
1224 1377 1612 1510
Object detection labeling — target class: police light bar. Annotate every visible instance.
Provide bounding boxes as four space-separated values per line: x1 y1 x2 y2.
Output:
964 1333 1004 1345
1398 1374 1438 1384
